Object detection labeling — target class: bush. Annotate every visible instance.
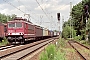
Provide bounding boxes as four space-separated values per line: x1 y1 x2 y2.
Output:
39 51 48 60
74 36 82 41
62 26 76 38
54 51 65 60
39 43 66 60
62 26 70 38
39 44 56 60
0 37 9 46
80 40 87 44
46 44 56 60
58 38 65 48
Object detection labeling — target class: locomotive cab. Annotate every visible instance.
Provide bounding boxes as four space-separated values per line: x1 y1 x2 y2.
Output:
7 21 24 44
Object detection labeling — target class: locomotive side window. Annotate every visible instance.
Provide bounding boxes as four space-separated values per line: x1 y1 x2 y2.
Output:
28 24 34 30
16 22 22 28
8 23 15 28
8 22 22 28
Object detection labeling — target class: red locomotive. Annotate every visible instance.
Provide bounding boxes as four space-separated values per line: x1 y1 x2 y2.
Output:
6 17 43 44
6 17 59 44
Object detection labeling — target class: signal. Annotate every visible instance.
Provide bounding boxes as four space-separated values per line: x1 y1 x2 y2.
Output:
57 13 60 21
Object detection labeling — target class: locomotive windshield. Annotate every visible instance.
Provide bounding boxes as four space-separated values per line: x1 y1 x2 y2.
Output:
8 23 15 28
16 22 22 27
8 22 22 28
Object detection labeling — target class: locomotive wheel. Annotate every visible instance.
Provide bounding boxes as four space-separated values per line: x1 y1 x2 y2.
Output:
15 37 17 44
20 39 25 44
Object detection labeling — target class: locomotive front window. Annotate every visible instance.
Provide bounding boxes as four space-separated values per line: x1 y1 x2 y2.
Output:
8 23 15 28
16 22 22 27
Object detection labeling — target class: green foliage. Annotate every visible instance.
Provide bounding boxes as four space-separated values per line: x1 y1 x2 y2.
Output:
80 40 87 44
11 14 17 19
87 18 90 30
88 31 90 42
85 18 90 42
63 21 69 27
46 44 56 60
54 51 65 60
74 36 82 41
39 51 48 60
0 13 16 23
39 43 66 60
62 26 70 38
71 2 83 30
71 0 90 30
39 44 56 60
0 38 9 46
59 38 65 47
80 30 85 40
62 26 76 38
63 0 90 39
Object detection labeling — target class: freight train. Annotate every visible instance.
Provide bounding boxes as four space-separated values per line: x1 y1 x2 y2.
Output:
0 17 60 44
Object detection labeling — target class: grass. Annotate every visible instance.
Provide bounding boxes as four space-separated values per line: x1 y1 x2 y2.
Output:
54 50 65 60
39 37 90 60
39 37 66 60
0 38 9 46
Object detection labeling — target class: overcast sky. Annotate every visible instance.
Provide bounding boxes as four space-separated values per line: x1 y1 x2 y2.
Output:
0 0 81 31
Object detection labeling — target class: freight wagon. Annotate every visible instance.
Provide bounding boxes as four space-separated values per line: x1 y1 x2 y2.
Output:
43 28 49 38
50 30 54 37
34 25 43 40
0 22 7 42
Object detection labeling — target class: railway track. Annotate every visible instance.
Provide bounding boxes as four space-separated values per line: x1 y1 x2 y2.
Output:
0 37 57 60
0 45 17 50
68 40 90 60
0 37 56 51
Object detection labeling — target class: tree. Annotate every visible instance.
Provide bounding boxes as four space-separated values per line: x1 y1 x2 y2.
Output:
62 0 90 39
62 26 76 38
11 14 17 20
71 2 83 35
0 13 16 23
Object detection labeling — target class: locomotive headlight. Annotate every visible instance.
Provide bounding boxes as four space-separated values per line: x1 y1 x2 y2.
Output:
20 33 23 35
8 33 12 35
8 37 11 39
8 33 10 35
19 36 22 39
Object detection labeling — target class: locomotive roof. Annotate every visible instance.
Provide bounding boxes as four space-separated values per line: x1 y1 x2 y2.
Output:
8 17 44 29
8 18 34 25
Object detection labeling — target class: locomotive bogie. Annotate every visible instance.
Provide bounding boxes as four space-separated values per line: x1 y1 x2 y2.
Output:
7 36 23 41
